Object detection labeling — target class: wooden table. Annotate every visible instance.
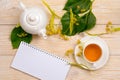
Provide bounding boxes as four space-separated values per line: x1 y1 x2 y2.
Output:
0 0 120 80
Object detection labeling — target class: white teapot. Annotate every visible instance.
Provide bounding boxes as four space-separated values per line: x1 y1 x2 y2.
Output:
19 2 48 39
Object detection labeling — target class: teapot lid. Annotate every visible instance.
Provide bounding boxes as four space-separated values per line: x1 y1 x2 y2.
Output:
20 7 48 33
26 10 40 26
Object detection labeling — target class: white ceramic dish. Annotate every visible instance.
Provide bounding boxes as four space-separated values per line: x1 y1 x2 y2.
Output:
74 36 109 70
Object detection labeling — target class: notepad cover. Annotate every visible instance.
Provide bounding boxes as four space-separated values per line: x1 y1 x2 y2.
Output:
11 42 70 80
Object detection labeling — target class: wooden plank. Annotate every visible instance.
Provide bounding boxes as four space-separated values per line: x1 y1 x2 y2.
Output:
0 0 120 80
0 56 120 80
0 24 120 56
0 0 120 24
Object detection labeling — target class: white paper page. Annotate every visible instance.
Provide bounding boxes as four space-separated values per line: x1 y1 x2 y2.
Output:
11 42 70 80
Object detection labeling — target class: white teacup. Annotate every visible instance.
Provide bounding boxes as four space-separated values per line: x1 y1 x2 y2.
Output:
83 43 102 64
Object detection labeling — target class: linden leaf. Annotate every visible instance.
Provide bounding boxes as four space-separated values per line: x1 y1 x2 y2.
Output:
11 27 32 49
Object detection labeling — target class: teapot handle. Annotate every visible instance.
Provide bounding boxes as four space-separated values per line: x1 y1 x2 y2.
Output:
19 1 26 11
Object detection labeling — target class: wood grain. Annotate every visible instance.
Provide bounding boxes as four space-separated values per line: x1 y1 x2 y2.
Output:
0 0 120 24
0 0 120 80
1 25 120 56
0 56 120 80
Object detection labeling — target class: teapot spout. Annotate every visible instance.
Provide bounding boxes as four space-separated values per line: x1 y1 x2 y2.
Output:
19 1 26 11
38 29 47 39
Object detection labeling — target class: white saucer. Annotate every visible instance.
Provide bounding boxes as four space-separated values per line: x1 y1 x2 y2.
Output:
74 36 109 70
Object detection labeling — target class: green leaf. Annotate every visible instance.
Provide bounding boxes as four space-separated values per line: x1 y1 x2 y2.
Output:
77 11 96 31
61 12 77 36
86 12 96 30
61 11 96 36
11 27 32 49
63 0 92 14
61 0 96 36
61 12 87 36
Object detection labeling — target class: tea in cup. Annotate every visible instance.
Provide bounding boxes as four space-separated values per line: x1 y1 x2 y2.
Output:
83 43 102 63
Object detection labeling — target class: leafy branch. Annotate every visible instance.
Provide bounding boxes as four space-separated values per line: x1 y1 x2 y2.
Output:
42 0 60 35
69 62 91 70
41 0 60 18
42 0 69 40
86 22 120 36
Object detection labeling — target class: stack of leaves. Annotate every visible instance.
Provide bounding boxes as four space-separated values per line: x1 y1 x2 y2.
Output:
61 0 96 36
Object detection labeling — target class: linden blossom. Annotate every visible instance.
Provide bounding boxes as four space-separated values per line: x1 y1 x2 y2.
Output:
86 22 120 36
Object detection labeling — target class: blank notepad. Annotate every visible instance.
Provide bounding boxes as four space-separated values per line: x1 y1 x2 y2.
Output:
11 42 70 80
